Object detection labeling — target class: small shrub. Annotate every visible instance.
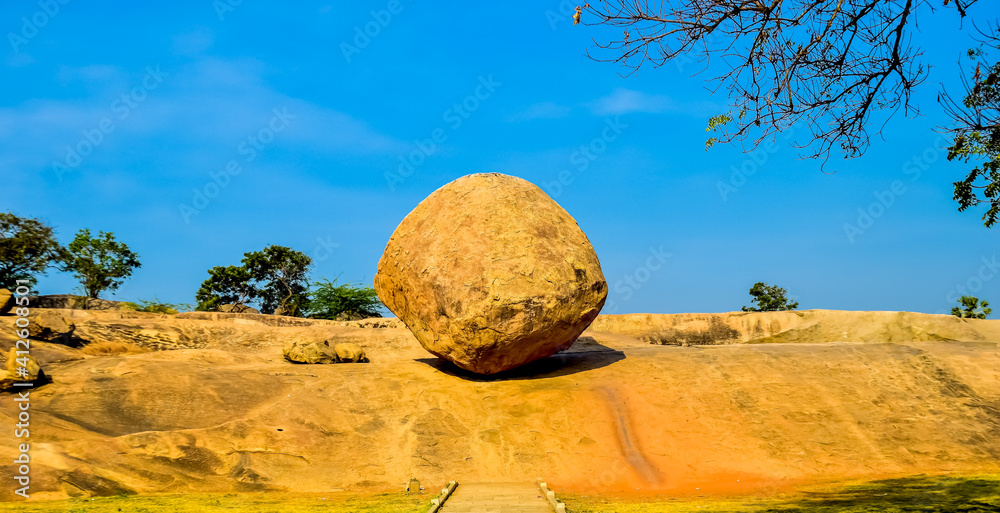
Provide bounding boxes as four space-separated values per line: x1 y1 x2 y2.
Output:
122 298 191 314
952 295 991 319
306 278 384 320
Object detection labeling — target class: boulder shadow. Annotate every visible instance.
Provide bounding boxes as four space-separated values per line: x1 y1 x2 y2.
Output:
415 338 625 382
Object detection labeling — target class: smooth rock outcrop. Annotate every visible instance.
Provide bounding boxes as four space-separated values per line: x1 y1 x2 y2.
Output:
27 310 81 346
219 303 260 314
28 294 123 310
374 173 607 374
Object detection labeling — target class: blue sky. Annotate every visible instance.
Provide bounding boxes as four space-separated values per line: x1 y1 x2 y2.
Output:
2 1 997 315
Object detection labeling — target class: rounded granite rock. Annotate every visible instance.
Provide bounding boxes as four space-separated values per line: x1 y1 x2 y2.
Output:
374 173 607 374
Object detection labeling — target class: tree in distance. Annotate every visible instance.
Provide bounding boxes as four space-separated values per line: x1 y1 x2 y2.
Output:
305 277 384 320
243 245 312 316
951 295 991 319
195 245 312 316
578 1 998 227
64 229 141 299
195 265 258 312
0 211 68 290
742 282 799 312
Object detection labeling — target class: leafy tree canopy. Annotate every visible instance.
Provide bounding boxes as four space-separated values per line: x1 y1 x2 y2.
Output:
945 45 1000 227
242 245 312 315
742 282 799 312
0 211 67 290
64 229 141 299
951 295 991 318
195 245 312 315
305 277 383 320
195 265 258 312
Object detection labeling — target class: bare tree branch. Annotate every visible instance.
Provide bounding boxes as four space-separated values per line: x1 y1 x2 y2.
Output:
582 0 977 161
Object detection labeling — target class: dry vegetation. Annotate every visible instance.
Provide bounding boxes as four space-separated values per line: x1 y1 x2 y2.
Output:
0 492 430 513
563 474 1000 512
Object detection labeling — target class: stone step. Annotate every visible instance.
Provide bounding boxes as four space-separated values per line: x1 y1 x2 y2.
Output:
439 482 552 513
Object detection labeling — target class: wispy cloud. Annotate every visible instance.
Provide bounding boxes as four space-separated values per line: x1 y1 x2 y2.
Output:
55 64 123 85
0 57 409 180
507 101 572 122
589 88 720 117
171 27 215 56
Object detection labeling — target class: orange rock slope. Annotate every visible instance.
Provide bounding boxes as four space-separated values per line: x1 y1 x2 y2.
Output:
0 308 997 500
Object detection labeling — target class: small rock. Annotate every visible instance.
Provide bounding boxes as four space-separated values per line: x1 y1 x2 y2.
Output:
1 348 47 391
283 340 337 364
333 342 368 363
283 340 369 364
5 347 42 380
0 289 13 315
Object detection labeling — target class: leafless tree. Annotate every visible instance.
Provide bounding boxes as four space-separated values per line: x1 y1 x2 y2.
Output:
581 0 979 161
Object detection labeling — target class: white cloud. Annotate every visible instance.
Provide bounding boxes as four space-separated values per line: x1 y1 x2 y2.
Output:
171 27 215 56
6 53 35 67
55 64 123 85
0 57 409 179
590 88 720 117
507 101 572 122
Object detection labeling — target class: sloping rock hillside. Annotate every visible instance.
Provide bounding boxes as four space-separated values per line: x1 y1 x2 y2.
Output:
0 309 997 500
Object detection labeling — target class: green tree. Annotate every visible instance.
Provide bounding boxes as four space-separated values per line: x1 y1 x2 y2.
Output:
741 282 799 312
195 245 312 316
64 229 141 299
305 278 383 320
942 44 1000 227
951 295 991 319
195 265 258 312
0 212 68 290
242 245 312 316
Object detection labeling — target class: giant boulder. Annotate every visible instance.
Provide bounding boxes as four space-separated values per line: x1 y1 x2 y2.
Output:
374 173 608 374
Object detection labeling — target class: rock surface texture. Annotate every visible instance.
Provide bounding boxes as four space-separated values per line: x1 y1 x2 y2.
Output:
374 173 608 374
1 308 1000 498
